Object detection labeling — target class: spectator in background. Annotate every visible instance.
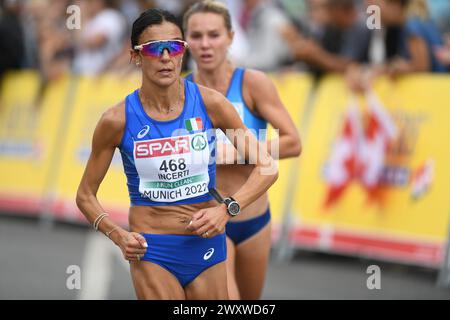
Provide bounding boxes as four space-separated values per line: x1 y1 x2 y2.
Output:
120 0 157 29
320 0 358 56
429 0 450 67
312 0 359 75
0 0 25 78
427 0 450 38
36 0 74 81
73 0 126 75
344 0 410 68
233 0 293 71
347 0 448 93
414 0 450 70
281 0 359 76
306 0 330 39
435 44 450 68
216 0 250 64
106 0 156 76
401 0 448 73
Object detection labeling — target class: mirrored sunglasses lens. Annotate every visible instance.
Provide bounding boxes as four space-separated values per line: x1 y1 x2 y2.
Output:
167 41 185 56
142 42 161 57
141 41 185 57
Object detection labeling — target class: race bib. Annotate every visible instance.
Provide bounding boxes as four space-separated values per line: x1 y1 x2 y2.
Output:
133 132 210 202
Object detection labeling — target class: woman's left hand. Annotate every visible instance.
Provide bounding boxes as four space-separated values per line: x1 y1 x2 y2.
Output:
186 204 230 238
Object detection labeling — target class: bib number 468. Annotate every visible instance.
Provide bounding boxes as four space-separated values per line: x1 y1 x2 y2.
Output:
159 159 186 172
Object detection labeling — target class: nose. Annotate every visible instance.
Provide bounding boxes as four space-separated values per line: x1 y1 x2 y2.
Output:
160 48 171 61
200 35 210 49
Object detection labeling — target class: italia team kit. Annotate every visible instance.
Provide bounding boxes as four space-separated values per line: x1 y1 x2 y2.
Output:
119 79 225 287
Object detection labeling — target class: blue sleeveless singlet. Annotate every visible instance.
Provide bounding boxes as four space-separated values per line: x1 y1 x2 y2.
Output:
119 80 216 206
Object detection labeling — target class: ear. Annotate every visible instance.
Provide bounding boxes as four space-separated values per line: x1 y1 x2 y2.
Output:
130 49 140 64
228 30 235 47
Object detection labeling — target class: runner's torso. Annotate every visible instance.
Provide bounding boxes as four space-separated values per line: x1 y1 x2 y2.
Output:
119 80 217 233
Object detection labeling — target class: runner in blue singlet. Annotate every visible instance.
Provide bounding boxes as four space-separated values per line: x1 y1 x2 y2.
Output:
184 1 302 300
76 8 278 300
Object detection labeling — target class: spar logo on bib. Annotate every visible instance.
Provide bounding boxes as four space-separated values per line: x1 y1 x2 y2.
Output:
191 134 207 151
135 136 190 158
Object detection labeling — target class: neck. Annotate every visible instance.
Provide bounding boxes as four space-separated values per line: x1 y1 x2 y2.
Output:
139 78 182 114
196 60 234 93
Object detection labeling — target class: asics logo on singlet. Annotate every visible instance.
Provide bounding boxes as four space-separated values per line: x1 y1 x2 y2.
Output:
203 248 215 261
137 125 150 139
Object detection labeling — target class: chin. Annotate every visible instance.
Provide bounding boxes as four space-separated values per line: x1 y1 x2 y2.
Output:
153 74 178 87
198 62 218 72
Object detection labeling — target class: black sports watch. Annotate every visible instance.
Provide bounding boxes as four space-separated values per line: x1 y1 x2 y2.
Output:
209 188 241 217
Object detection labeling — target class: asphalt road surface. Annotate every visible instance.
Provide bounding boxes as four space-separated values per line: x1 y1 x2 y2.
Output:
1 214 450 300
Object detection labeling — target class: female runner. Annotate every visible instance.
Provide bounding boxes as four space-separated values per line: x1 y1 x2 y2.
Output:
76 8 277 300
184 1 301 300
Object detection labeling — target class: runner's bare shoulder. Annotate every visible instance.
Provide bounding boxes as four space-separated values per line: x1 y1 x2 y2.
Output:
95 101 126 148
196 84 227 127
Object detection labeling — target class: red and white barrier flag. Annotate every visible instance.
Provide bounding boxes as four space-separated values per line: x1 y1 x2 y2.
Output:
358 91 398 203
323 98 363 208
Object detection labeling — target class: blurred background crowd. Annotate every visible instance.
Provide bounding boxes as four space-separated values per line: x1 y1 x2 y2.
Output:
1 0 449 88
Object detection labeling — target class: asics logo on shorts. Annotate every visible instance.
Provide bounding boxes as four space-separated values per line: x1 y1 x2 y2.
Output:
137 125 150 139
203 248 215 260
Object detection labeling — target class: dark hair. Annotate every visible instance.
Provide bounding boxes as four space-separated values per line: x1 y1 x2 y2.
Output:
327 0 356 9
387 0 411 7
104 0 119 9
131 8 183 48
400 0 411 7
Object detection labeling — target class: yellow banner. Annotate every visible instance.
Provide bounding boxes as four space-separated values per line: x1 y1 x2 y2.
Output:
0 72 70 213
292 75 450 266
268 73 312 225
52 73 140 223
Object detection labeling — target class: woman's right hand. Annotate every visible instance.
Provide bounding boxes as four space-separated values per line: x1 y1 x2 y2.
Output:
110 228 148 261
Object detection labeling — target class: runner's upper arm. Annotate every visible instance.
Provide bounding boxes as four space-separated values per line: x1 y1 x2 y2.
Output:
77 103 125 198
245 70 301 156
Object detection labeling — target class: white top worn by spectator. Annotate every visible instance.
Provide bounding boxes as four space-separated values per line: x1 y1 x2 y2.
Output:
235 2 292 71
73 9 125 75
218 0 250 64
154 0 185 16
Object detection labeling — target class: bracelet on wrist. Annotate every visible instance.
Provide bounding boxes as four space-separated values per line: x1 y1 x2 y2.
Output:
93 213 108 231
105 226 119 239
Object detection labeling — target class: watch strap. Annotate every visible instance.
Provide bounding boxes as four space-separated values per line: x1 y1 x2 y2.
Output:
209 188 224 204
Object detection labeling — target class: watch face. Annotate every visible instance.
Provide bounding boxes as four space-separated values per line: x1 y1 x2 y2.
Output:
228 202 240 215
